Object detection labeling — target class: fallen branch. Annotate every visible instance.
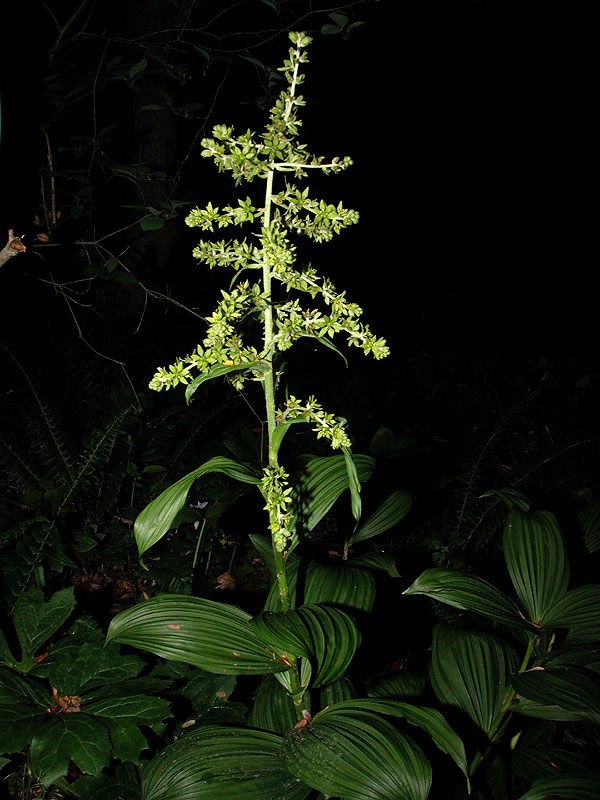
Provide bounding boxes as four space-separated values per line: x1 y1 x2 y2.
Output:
0 230 26 269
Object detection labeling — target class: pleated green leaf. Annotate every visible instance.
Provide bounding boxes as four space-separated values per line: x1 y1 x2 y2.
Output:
310 699 469 788
293 454 375 532
511 666 600 724
542 584 600 630
365 671 427 699
248 674 297 735
515 775 600 800
503 508 569 625
106 595 286 675
349 490 412 545
297 605 360 687
430 624 515 735
513 745 599 784
281 708 432 800
141 725 311 800
250 605 360 688
578 497 600 554
250 610 313 660
264 560 376 614
349 551 401 577
319 675 357 708
403 568 525 630
135 457 261 556
342 446 363 522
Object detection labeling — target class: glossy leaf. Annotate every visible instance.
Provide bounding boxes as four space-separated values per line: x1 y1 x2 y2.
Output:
578 497 600 554
542 584 600 630
134 457 260 556
503 508 569 625
0 705 47 754
264 559 376 614
342 446 362 521
312 699 469 787
349 551 401 577
349 490 412 545
430 624 515 735
293 453 374 533
141 725 311 800
319 674 357 707
281 707 432 800
297 604 360 687
403 568 525 630
515 775 600 800
251 604 360 687
30 714 111 787
511 666 600 723
248 674 297 734
12 587 76 666
365 671 427 699
106 595 285 675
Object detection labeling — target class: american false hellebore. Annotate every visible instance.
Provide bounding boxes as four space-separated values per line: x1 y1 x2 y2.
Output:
103 31 600 800
105 31 462 800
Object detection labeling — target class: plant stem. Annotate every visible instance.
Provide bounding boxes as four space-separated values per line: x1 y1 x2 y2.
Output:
262 166 304 720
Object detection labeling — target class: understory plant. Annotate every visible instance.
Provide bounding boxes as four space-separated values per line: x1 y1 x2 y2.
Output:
104 33 466 800
0 587 170 794
99 33 600 800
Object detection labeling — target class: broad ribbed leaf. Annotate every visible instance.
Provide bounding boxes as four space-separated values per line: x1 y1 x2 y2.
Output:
365 671 427 699
319 675 357 707
342 446 362 522
312 699 469 788
135 457 261 556
303 562 375 612
106 595 285 675
250 605 360 688
503 508 569 625
349 490 412 545
297 605 360 687
513 745 599 784
141 725 311 800
250 610 313 660
281 708 431 800
403 568 525 629
430 624 515 735
515 775 600 800
293 454 374 532
511 666 600 723
579 497 600 554
543 584 600 630
349 551 401 577
248 674 297 735
264 560 376 614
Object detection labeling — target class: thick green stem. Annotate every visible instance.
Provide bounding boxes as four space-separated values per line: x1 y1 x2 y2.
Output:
262 166 304 720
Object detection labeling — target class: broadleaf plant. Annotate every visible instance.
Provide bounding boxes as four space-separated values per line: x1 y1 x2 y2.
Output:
0 588 172 788
104 33 471 799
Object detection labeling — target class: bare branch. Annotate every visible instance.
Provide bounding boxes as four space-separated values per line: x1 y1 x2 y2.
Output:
0 230 26 269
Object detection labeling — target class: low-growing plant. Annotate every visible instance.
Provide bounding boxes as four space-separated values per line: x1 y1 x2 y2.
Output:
0 587 171 795
404 493 600 798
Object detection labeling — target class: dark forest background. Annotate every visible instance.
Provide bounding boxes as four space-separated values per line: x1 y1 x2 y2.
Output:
0 0 597 582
